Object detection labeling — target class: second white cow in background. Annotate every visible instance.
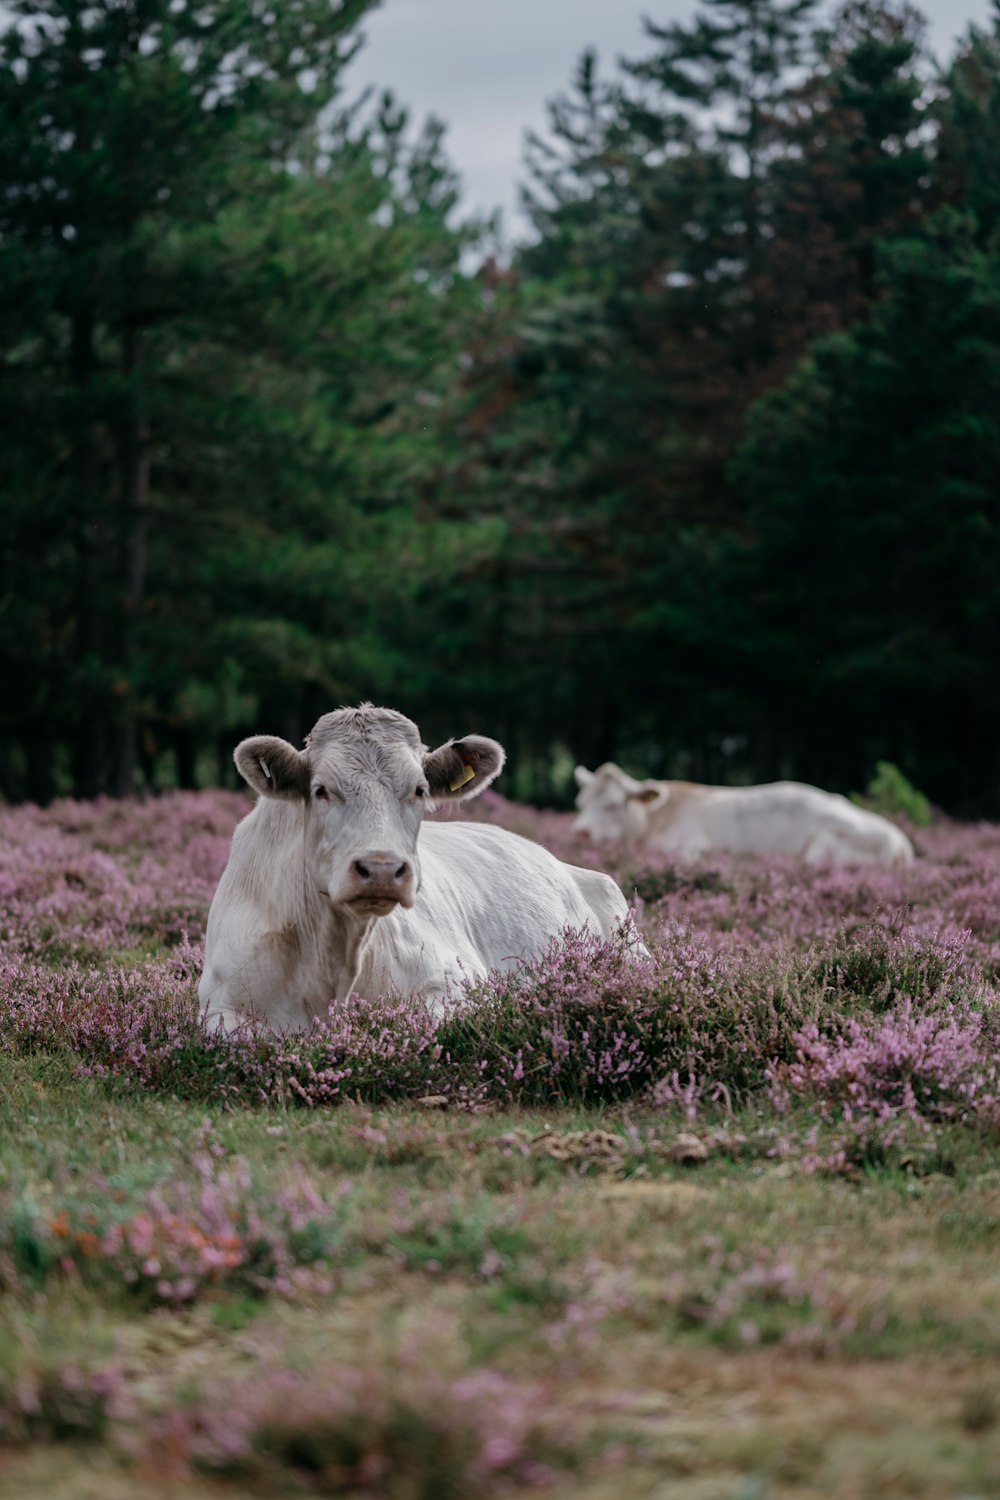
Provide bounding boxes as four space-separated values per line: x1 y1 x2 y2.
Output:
573 762 914 867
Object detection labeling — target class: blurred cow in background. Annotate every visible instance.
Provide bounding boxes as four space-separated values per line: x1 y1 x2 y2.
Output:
573 763 914 867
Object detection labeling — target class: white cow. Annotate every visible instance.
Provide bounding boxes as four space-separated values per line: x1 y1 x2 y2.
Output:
573 762 914 867
199 705 631 1033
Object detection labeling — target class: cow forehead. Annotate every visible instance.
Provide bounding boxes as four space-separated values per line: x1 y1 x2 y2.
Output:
595 763 640 787
306 704 425 755
588 769 634 801
305 705 425 788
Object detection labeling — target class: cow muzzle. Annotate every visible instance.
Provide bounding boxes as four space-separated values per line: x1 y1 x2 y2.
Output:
344 850 415 913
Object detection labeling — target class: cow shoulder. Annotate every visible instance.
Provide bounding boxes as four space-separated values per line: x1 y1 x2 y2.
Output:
212 798 305 925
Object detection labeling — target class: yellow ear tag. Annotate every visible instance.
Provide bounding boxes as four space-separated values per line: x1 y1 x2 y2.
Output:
449 763 476 792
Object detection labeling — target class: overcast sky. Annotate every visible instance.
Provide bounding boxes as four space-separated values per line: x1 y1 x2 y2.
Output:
345 0 995 243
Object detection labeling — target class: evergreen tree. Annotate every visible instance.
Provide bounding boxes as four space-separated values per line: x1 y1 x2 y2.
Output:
455 55 712 781
730 209 1000 808
0 2 471 797
624 0 820 380
459 0 937 788
414 1 993 807
940 3 1000 235
773 0 935 340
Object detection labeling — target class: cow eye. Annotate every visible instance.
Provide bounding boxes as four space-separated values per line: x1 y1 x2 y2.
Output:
414 785 427 799
313 785 329 801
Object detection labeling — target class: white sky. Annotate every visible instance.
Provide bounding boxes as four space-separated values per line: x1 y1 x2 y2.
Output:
345 0 996 243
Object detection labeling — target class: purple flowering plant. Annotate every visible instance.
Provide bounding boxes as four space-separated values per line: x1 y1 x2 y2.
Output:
0 790 997 1134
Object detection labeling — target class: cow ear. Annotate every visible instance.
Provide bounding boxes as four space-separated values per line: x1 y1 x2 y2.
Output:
631 782 667 807
573 764 594 788
234 735 310 800
424 735 505 803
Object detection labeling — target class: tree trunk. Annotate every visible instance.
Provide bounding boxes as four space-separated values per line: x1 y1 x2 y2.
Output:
112 325 151 798
112 17 150 801
24 734 58 807
0 742 24 803
217 734 235 789
137 726 159 790
71 307 110 799
173 729 198 790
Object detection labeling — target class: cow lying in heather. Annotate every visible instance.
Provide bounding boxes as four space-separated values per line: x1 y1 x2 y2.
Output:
573 763 914 867
199 705 631 1033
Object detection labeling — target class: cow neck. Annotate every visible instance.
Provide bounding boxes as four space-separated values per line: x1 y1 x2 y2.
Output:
248 799 379 1012
313 899 379 1010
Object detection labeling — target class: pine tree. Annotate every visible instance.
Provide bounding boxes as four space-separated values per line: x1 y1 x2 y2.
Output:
0 3 471 797
462 0 947 788
772 0 935 342
457 2 840 783
730 209 1000 808
624 0 820 380
940 4 1000 236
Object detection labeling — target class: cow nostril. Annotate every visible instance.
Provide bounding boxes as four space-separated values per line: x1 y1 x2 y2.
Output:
354 859 371 880
395 861 409 881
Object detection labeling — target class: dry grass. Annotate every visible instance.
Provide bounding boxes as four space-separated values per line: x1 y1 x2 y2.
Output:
2 1067 1000 1497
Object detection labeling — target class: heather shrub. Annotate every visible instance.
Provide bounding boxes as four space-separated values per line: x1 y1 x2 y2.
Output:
7 912 994 1121
379 1203 531 1279
668 1239 887 1354
0 1363 125 1445
278 992 448 1107
620 863 732 902
141 1364 568 1493
440 924 667 1105
3 791 1000 1131
451 922 820 1108
1 952 200 1072
0 791 241 962
806 922 977 1014
790 1115 950 1177
2 1132 348 1305
771 1001 1000 1129
0 947 315 1107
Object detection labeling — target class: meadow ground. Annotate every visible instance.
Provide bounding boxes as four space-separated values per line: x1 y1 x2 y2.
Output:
1 789 999 1498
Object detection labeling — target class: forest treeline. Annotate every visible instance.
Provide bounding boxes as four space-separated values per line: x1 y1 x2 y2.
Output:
2 0 999 812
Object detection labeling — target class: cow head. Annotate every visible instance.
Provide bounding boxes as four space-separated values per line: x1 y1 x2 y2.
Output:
572 762 666 842
234 705 504 917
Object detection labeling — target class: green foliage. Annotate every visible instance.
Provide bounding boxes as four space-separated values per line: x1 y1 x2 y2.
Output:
2 0 1000 812
0 1362 116 1446
454 0 945 796
852 762 934 828
1 1197 61 1289
382 1206 531 1278
0 0 476 799
941 17 1000 235
622 865 734 902
730 207 1000 811
806 923 972 1012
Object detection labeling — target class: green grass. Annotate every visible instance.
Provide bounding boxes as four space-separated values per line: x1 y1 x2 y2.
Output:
2 1053 1000 1497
